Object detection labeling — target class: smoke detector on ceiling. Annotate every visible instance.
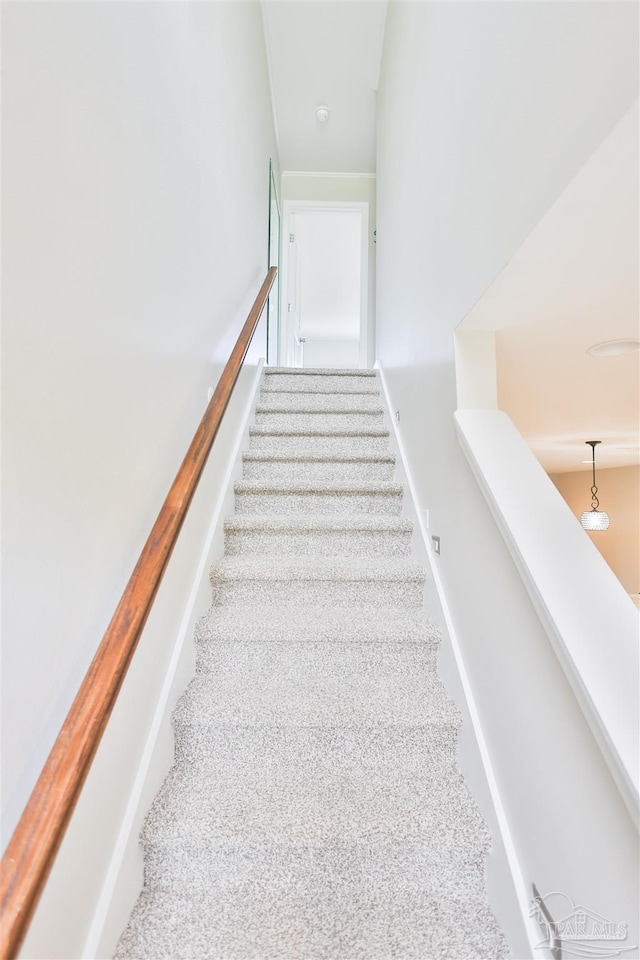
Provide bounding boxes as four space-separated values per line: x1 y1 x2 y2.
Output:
316 105 330 123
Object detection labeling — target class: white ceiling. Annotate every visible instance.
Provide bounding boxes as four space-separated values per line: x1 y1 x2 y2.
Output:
261 1 387 173
460 104 639 475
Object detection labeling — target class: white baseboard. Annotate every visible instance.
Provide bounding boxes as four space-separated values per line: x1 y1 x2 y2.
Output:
375 359 541 960
84 361 265 959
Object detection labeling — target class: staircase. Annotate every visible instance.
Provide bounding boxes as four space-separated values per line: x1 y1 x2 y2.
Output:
115 367 509 959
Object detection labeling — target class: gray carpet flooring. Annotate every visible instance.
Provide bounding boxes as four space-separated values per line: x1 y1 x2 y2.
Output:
115 367 510 959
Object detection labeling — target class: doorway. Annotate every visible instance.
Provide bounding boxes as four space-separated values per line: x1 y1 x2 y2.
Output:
281 202 369 368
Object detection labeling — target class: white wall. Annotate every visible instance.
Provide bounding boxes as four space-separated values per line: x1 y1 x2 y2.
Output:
303 339 361 369
281 173 376 213
2 2 277 954
281 174 376 365
376 1 639 954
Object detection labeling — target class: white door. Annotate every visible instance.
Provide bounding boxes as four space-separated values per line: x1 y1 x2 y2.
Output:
283 204 368 369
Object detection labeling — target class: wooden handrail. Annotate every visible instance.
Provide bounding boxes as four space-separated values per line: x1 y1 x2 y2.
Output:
0 267 277 959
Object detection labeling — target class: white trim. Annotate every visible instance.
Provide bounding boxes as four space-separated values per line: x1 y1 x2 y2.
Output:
280 200 369 369
82 362 265 959
267 162 281 367
376 360 542 960
282 171 376 180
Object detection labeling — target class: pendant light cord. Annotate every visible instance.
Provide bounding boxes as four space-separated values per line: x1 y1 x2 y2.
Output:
588 441 600 511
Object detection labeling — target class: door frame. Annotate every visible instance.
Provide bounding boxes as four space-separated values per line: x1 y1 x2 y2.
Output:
266 159 281 365
280 200 369 368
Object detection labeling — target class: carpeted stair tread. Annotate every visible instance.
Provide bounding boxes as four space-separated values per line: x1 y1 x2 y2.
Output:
255 408 384 420
114 884 509 960
208 572 422 607
194 605 441 646
139 790 489 861
250 424 389 438
234 478 402 496
254 412 386 433
247 425 391 456
168 725 458 769
255 404 385 417
208 557 424 605
224 513 411 532
241 452 396 483
265 366 377 376
263 380 380 395
140 836 490 896
171 722 457 774
210 555 424 583
257 392 383 412
234 480 403 496
140 753 485 850
223 514 413 557
234 479 404 518
242 450 396 464
171 645 455 728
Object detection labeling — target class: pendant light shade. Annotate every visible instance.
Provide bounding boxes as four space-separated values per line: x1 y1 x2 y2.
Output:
580 509 610 531
580 441 610 531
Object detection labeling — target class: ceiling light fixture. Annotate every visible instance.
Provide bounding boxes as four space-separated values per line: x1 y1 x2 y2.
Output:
316 105 330 123
580 441 610 531
587 338 640 357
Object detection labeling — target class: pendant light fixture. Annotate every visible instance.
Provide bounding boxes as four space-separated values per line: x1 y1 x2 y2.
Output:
580 441 610 531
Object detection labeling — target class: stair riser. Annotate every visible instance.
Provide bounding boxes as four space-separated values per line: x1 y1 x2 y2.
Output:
264 374 377 392
117 887 508 960
195 609 442 646
255 412 385 431
116 887 508 960
210 578 424 608
258 392 382 412
141 757 487 848
172 711 448 761
263 382 379 396
194 633 435 671
173 642 450 728
224 529 412 559
242 460 395 483
142 840 484 892
249 434 390 455
235 491 402 516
